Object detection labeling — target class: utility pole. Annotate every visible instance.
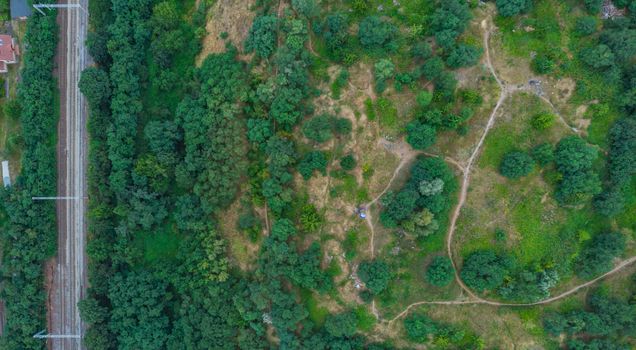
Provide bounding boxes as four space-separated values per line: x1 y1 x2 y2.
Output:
32 3 86 16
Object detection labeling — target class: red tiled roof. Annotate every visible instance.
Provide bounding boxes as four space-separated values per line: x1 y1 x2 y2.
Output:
0 35 16 64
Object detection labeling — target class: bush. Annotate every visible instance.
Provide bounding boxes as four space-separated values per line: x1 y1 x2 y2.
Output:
496 0 533 17
580 44 616 69
416 90 433 108
244 15 278 59
358 260 391 294
532 54 556 74
298 151 327 179
406 121 436 151
340 154 356 171
302 114 334 142
325 311 358 337
575 16 597 36
531 112 556 130
575 232 625 278
404 313 437 343
460 250 512 292
499 151 534 179
374 59 395 81
426 256 454 287
584 0 603 14
358 16 398 53
531 143 554 166
411 41 432 60
445 44 482 68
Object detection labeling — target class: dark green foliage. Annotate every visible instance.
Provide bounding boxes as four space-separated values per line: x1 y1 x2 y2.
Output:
575 16 598 36
381 156 457 227
554 136 601 204
404 313 437 343
176 50 247 213
340 154 356 171
0 5 59 348
411 41 432 61
298 151 327 179
108 271 171 349
358 260 391 294
302 114 351 143
79 67 111 107
593 189 626 216
429 0 472 43
331 69 349 99
531 54 556 74
106 0 153 199
244 15 278 59
302 114 334 142
422 57 445 81
499 151 534 179
606 118 636 187
543 291 636 347
406 121 436 150
426 256 454 287
584 0 603 14
531 143 554 166
291 0 317 17
358 16 398 53
496 0 533 17
434 72 458 99
247 118 273 147
575 233 625 278
580 44 616 69
324 311 358 337
321 13 351 62
144 120 181 166
460 250 512 292
446 44 482 69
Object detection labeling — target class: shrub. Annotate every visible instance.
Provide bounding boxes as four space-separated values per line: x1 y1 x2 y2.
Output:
532 54 556 74
404 313 437 343
496 0 533 17
358 16 398 53
325 311 358 337
580 44 616 69
499 151 534 179
416 90 433 108
340 154 356 171
374 59 395 81
244 15 278 58
426 256 454 287
584 0 603 14
575 16 597 36
446 44 482 68
358 260 391 294
531 143 554 166
460 250 512 292
531 112 556 130
411 41 432 60
302 114 334 142
298 151 327 179
406 121 436 151
575 232 625 278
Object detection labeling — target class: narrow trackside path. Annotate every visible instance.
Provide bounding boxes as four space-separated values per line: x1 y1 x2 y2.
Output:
377 17 636 325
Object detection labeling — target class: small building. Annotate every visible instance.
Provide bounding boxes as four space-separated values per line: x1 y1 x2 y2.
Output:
10 0 32 20
0 35 18 73
2 161 10 187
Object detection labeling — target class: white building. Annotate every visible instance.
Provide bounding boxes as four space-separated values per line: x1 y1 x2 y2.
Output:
2 161 10 187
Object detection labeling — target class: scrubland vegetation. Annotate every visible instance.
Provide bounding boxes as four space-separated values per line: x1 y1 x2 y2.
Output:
0 0 635 349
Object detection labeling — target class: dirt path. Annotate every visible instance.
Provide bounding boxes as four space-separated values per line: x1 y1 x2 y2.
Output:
381 17 636 324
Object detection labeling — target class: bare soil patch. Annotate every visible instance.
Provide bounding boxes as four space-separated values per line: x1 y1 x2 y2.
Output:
197 0 255 65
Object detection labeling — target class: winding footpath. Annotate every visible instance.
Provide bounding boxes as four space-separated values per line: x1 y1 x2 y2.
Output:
371 18 636 325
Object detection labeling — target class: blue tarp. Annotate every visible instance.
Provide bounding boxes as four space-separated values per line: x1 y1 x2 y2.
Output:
10 0 32 19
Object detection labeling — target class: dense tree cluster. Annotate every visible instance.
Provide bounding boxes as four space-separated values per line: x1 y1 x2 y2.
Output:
404 312 482 347
543 290 636 348
0 5 59 348
554 136 601 205
499 151 535 179
381 157 457 232
575 232 625 278
358 260 392 295
426 256 455 287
